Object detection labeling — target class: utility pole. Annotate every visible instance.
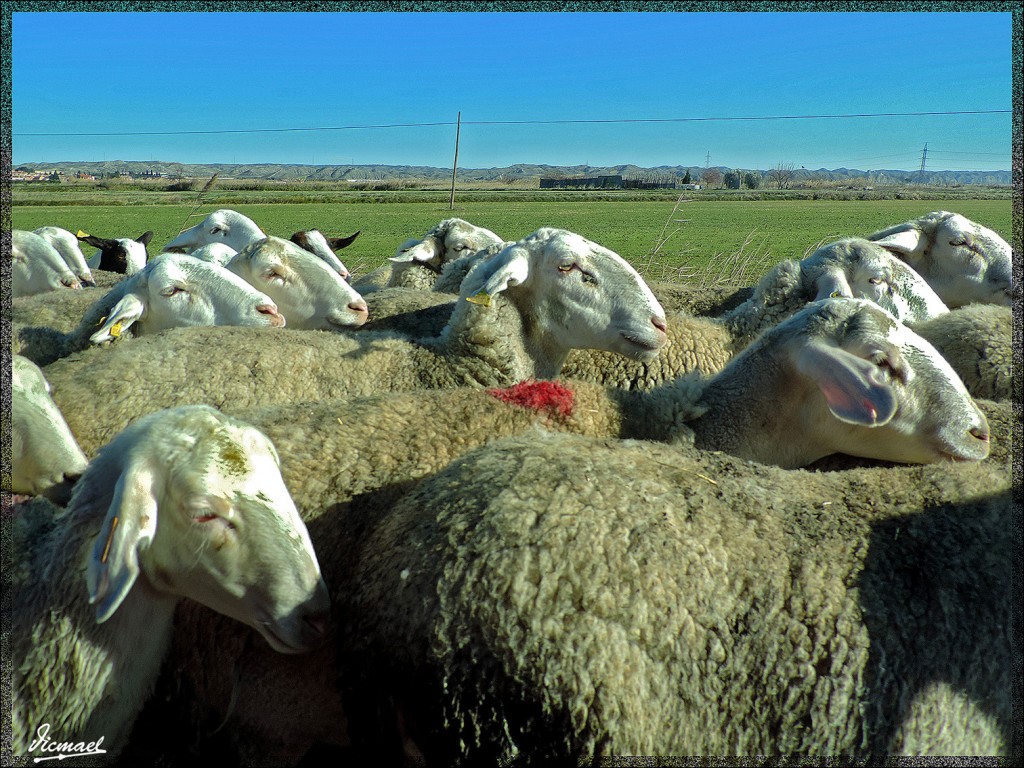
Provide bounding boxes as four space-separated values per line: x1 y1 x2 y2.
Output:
449 111 461 210
918 142 928 182
705 151 711 168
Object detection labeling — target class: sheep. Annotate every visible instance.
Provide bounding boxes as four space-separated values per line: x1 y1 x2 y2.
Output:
115 297 1005 766
78 229 154 274
912 303 1014 401
42 228 669 450
9 405 332 762
339 428 1017 762
223 236 369 330
11 229 83 297
162 208 266 253
161 208 358 279
868 210 1013 307
12 252 286 367
9 354 88 503
289 228 360 280
352 217 505 293
561 237 952 390
33 225 96 286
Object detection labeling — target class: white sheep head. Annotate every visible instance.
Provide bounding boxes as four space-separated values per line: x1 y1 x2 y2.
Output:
700 297 990 468
801 238 949 325
85 405 330 653
88 253 286 344
162 209 266 254
868 211 1013 308
459 228 669 366
391 217 504 271
12 230 83 297
226 236 369 330
34 226 96 286
10 355 89 500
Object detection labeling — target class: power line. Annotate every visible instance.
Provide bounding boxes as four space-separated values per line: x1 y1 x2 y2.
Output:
13 109 1011 138
928 149 1009 157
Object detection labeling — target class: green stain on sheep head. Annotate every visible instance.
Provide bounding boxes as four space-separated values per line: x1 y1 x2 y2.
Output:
214 436 250 477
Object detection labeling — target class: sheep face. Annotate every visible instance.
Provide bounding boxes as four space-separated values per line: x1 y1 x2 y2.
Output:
34 226 96 286
464 228 668 362
10 355 88 500
391 217 504 271
869 212 1013 308
802 239 949 325
226 236 369 330
85 406 330 653
12 230 82 297
79 230 153 275
764 298 990 466
290 228 358 280
162 209 265 254
88 254 286 343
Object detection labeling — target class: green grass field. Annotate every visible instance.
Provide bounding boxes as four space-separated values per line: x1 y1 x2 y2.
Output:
11 197 1012 284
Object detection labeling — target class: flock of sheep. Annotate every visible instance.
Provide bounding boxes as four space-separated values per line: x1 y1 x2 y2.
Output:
5 205 1018 765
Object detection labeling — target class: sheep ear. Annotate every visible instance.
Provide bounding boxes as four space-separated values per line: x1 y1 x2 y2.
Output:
475 243 531 297
873 229 925 258
794 339 898 426
90 294 145 343
390 239 438 264
813 269 854 301
87 461 159 623
328 231 360 250
136 231 154 246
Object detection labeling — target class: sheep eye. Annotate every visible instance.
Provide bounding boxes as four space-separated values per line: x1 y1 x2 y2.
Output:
867 277 884 286
558 262 574 273
161 285 187 297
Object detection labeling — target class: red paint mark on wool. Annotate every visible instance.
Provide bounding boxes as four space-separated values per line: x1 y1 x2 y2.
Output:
486 380 575 418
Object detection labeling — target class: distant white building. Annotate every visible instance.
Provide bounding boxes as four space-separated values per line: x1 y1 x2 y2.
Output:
679 183 702 190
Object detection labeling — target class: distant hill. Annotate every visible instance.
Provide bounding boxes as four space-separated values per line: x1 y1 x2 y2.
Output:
13 160 1011 187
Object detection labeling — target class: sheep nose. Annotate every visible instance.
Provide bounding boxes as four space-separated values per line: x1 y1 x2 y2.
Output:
651 316 668 334
968 426 990 444
258 303 286 327
302 610 331 641
348 300 370 325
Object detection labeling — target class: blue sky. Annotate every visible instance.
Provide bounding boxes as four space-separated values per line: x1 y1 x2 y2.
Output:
10 10 1013 172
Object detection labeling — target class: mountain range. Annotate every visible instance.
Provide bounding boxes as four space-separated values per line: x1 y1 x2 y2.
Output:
14 160 1011 186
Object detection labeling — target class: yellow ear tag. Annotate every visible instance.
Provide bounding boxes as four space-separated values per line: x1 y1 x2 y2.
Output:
109 321 123 338
830 291 841 298
466 291 492 307
76 229 90 238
